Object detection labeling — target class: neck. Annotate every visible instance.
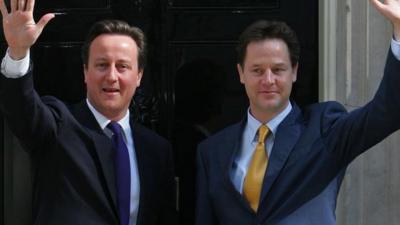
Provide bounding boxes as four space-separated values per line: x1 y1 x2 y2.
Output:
86 99 129 123
103 110 128 122
249 103 289 124
249 110 277 124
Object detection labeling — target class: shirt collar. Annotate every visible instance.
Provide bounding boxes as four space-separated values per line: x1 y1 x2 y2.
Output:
246 102 292 141
86 99 130 133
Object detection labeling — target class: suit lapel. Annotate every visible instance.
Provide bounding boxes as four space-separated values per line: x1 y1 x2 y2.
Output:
258 104 302 213
221 118 257 213
70 101 118 212
131 121 158 225
219 106 303 216
131 121 145 224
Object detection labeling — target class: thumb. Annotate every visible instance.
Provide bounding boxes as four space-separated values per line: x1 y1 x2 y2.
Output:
36 13 55 31
370 0 386 14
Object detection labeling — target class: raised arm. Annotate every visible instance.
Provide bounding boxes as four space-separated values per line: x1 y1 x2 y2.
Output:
371 0 400 40
0 0 54 59
0 0 58 154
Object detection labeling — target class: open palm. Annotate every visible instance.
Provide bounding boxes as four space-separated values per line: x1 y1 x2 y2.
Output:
371 0 400 35
0 0 54 59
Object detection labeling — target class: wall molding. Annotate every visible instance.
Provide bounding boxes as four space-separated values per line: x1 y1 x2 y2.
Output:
319 0 337 101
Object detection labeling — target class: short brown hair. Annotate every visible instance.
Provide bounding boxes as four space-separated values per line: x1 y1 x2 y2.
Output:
81 19 146 71
236 20 300 67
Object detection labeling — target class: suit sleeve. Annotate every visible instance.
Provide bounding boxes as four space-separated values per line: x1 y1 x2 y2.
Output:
195 143 217 225
0 69 59 154
324 49 400 167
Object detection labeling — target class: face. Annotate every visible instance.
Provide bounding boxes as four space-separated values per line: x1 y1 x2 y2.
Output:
84 34 143 121
237 38 298 122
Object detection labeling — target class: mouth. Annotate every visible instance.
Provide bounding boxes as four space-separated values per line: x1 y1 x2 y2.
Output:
259 90 278 94
102 87 120 94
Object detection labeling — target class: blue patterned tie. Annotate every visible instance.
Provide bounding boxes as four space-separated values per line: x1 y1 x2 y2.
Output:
107 122 131 225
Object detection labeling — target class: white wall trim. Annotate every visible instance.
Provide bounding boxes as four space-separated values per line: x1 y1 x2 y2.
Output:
319 0 337 101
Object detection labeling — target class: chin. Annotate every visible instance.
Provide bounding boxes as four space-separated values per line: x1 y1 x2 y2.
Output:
260 99 279 107
262 103 285 113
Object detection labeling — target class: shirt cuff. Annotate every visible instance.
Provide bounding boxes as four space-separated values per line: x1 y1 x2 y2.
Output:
391 38 400 61
0 49 30 78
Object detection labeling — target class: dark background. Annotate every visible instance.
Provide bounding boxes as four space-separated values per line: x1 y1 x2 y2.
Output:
0 0 318 224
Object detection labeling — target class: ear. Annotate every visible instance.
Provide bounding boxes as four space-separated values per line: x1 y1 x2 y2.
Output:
83 64 88 83
136 69 143 87
237 64 245 84
292 63 298 82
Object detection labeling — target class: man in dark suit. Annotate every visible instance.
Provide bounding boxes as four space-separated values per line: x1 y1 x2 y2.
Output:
0 0 176 225
196 1 400 225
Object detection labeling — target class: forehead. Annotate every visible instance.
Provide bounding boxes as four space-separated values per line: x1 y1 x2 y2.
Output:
89 34 138 58
244 38 291 66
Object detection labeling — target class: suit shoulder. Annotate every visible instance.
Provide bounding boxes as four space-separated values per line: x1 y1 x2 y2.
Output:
198 122 241 152
304 101 346 114
302 101 349 134
41 95 73 119
134 123 171 148
303 101 348 121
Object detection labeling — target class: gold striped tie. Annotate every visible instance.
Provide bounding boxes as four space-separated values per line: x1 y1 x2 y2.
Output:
243 124 270 212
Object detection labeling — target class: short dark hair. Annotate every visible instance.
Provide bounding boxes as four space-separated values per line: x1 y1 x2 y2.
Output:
81 19 146 71
236 20 300 67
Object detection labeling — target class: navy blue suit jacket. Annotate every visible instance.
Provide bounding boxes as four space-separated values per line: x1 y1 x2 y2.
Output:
273 169 345 225
196 49 400 225
0 70 176 225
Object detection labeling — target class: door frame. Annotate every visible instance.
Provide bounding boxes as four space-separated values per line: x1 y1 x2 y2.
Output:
319 0 337 101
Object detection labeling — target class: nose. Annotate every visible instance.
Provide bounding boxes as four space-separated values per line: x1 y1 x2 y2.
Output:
105 66 118 82
262 69 275 84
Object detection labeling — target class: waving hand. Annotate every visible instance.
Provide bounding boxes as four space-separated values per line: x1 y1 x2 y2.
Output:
371 0 400 40
0 0 54 59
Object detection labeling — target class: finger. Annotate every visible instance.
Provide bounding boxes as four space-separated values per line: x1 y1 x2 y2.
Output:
0 0 9 16
17 0 25 11
36 13 54 31
370 0 386 13
10 0 16 11
370 0 382 7
25 0 34 11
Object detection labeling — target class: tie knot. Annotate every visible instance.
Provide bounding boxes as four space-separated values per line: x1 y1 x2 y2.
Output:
257 124 269 143
107 121 123 135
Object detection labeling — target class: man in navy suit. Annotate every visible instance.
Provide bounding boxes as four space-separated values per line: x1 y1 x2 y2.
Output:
0 0 176 224
196 1 400 225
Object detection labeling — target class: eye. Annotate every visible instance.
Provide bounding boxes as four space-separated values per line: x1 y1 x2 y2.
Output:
251 68 263 76
272 67 286 74
117 63 131 72
95 63 108 70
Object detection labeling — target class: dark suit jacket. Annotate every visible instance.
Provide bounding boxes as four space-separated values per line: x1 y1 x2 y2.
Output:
196 49 400 225
0 70 176 225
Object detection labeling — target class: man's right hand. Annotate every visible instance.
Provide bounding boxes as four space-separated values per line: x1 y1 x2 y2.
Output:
0 0 54 60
